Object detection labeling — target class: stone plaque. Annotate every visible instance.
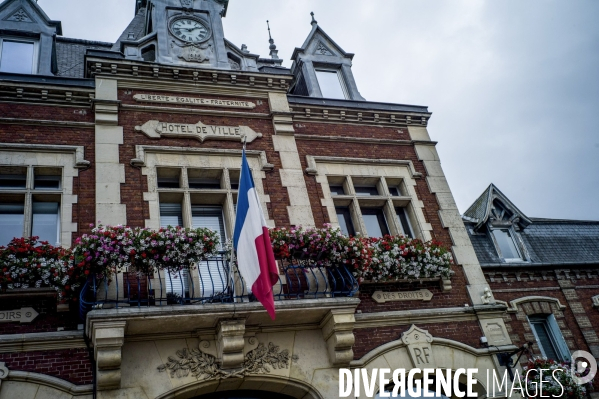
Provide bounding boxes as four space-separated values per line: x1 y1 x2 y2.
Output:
0 307 39 324
134 94 256 109
135 120 262 143
372 289 433 304
402 325 436 368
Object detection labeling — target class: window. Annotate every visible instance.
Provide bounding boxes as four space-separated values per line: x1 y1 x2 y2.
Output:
0 38 37 74
335 207 355 236
0 166 61 245
327 175 415 238
315 69 348 99
157 166 239 299
491 228 522 261
361 208 389 237
529 314 570 361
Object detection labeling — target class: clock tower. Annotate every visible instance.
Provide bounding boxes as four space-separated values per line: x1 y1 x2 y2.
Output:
117 0 231 69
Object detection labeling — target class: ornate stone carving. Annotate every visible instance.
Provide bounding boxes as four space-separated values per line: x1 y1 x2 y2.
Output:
180 0 194 8
401 325 435 368
6 8 32 22
171 41 211 63
315 41 333 56
157 342 297 380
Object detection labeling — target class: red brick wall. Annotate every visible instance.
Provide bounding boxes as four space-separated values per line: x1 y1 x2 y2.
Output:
0 348 92 385
353 321 483 360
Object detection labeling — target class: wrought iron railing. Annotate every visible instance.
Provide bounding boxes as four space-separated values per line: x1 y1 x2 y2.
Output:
79 252 358 320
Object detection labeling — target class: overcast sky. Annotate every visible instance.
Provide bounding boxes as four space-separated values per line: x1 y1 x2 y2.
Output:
36 0 599 221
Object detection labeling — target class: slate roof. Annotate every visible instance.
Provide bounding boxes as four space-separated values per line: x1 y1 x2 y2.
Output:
465 213 599 267
111 8 147 52
56 37 113 78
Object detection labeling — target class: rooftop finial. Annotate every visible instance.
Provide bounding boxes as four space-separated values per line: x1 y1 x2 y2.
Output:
310 11 317 25
267 20 279 60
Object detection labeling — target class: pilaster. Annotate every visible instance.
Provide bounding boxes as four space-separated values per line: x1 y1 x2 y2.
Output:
269 92 315 226
320 309 356 367
91 321 126 390
94 77 126 226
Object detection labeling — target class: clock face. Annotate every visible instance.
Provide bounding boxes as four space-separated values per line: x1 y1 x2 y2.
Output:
169 18 210 43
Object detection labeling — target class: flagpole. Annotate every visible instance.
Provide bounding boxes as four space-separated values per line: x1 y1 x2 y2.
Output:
229 135 246 305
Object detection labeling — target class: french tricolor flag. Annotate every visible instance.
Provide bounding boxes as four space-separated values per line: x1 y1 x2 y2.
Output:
233 149 279 320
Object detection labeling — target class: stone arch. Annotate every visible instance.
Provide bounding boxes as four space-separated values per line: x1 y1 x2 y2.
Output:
503 296 567 314
154 375 324 399
350 328 516 398
0 366 92 399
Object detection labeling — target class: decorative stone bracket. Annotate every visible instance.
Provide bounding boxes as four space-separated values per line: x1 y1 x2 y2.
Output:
320 309 356 367
217 318 246 370
91 321 126 390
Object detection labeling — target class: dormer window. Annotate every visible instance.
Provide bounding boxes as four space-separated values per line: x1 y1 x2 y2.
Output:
315 69 348 99
0 38 37 74
491 228 522 261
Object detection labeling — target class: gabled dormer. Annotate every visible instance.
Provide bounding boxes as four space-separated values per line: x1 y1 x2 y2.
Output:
290 13 365 101
464 184 532 262
0 0 62 75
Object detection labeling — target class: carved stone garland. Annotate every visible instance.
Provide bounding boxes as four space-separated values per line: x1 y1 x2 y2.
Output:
158 342 297 380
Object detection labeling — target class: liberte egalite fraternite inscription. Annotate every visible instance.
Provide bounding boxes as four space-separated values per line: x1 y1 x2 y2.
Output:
372 289 433 304
135 120 262 143
133 94 256 109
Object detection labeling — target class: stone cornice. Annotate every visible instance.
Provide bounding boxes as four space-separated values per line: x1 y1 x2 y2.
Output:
0 81 94 107
295 134 438 147
290 105 432 128
131 145 274 171
86 57 293 95
305 155 422 179
0 143 90 169
86 298 361 338
0 117 95 129
0 330 86 353
354 304 507 329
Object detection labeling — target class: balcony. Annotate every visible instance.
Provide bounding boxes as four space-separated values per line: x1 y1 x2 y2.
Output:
79 252 359 320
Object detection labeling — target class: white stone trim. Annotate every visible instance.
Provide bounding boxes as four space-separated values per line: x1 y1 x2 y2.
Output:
0 144 87 247
307 156 431 240
506 296 567 313
139 147 274 230
4 370 93 396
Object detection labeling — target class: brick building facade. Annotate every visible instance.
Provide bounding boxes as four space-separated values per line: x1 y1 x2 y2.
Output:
0 0 595 398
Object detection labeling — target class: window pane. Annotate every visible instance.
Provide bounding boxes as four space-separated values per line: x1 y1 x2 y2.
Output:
329 185 345 196
361 208 389 237
335 207 355 236
34 176 61 190
315 70 347 99
531 321 559 360
191 206 226 245
492 229 521 259
188 179 221 189
0 204 24 245
354 186 379 196
0 174 26 189
160 203 182 227
32 202 59 245
0 41 34 74
192 206 228 298
396 207 413 238
388 187 401 196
